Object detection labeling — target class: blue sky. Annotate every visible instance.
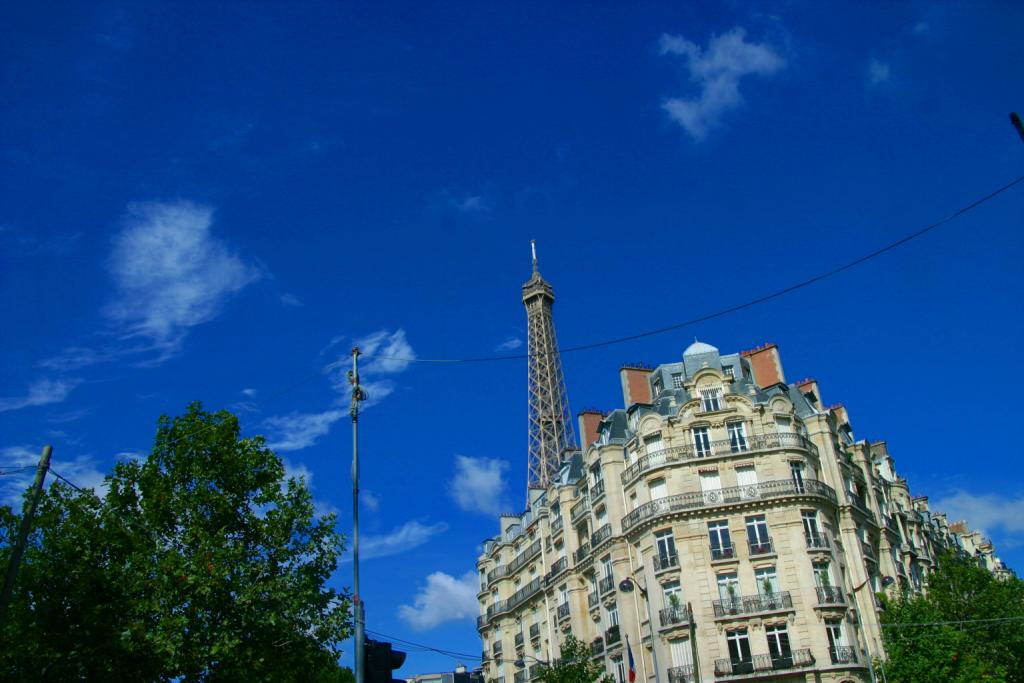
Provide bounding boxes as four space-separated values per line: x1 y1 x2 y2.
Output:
2 0 1023 674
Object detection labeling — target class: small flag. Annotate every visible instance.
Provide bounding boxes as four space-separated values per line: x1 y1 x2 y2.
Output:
626 634 636 683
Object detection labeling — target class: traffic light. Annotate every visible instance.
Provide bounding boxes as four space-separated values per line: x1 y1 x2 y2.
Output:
365 638 406 683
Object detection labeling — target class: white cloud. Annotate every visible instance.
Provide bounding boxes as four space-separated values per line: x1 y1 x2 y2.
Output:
448 455 509 516
280 293 303 307
102 200 261 361
264 408 347 452
283 458 314 485
912 21 929 35
495 337 523 351
867 58 891 87
363 490 381 511
0 378 82 413
398 570 479 630
350 520 449 561
659 28 785 141
241 388 258 397
447 194 491 214
0 446 107 507
263 329 415 452
932 491 1024 536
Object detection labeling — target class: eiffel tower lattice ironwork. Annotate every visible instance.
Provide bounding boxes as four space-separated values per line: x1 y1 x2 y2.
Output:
522 241 576 489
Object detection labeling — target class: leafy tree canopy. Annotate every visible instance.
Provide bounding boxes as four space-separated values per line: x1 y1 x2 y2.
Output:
537 635 615 683
0 403 351 681
880 551 1023 683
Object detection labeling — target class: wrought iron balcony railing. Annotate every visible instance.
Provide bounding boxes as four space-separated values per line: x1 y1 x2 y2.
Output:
592 479 606 499
816 585 845 605
551 516 564 534
658 605 691 628
829 645 857 664
653 552 679 572
712 591 793 618
514 669 528 683
622 479 837 532
508 540 542 573
588 591 599 609
605 624 621 646
477 615 487 630
621 433 818 484
590 637 604 656
571 498 591 522
530 623 541 640
598 575 615 594
557 602 570 620
847 492 870 515
713 649 813 677
805 531 831 550
667 665 695 683
591 523 613 549
748 538 774 556
711 545 735 561
574 542 591 564
546 557 568 582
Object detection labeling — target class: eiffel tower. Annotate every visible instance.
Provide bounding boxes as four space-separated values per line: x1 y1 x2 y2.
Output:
522 241 576 490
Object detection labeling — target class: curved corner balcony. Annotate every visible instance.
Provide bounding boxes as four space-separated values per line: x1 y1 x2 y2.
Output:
622 479 837 534
621 433 818 486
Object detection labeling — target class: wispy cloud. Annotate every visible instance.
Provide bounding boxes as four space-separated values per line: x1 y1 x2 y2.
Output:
263 329 416 452
0 446 107 507
363 490 381 512
495 337 523 351
241 388 258 398
280 293 303 307
347 520 449 562
932 490 1024 537
42 200 261 370
867 58 891 87
448 455 509 516
0 378 82 413
264 409 347 452
659 28 785 141
912 21 929 35
398 570 479 630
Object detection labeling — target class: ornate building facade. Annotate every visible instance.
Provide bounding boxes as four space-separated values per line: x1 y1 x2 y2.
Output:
475 271 1007 683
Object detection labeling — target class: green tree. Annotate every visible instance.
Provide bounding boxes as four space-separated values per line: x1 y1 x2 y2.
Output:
537 635 614 683
0 403 351 681
880 551 1024 683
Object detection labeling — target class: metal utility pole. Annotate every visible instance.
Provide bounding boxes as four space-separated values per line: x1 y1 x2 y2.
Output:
0 444 52 628
349 349 366 683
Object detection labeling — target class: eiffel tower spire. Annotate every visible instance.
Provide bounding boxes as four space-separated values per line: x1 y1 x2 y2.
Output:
523 241 576 490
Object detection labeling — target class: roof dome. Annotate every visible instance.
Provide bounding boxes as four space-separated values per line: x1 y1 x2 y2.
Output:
683 340 719 356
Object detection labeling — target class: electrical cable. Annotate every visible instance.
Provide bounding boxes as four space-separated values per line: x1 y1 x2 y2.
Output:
881 615 1024 629
365 629 484 661
361 173 1024 365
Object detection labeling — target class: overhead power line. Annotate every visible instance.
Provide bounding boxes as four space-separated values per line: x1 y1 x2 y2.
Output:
361 173 1024 365
365 629 483 661
881 615 1024 629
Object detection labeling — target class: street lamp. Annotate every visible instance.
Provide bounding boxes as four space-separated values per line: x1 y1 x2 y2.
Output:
618 576 663 683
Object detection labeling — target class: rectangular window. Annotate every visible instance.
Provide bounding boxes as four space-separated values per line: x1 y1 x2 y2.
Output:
708 520 732 559
596 506 609 527
727 421 748 452
775 416 793 433
612 657 625 683
765 624 792 663
700 470 722 504
668 638 693 668
602 555 614 580
745 515 771 553
717 572 739 602
735 465 759 500
790 461 805 492
813 561 833 587
655 529 678 569
801 510 820 539
649 478 667 501
692 426 712 457
606 603 619 627
757 569 778 593
671 373 684 389
591 464 604 485
726 629 752 665
653 377 664 395
723 365 735 380
663 580 682 609
700 386 723 412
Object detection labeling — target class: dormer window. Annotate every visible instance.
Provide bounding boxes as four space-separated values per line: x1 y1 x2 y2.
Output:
653 376 664 395
671 373 684 389
700 386 723 412
723 365 735 380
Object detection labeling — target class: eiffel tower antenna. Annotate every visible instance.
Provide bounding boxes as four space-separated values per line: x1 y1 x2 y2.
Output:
522 241 576 491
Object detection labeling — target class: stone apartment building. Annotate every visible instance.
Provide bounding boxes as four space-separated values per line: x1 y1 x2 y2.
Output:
475 339 1008 683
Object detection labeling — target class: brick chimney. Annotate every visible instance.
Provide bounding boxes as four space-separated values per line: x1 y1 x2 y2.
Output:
578 410 604 449
619 366 653 406
741 343 786 387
